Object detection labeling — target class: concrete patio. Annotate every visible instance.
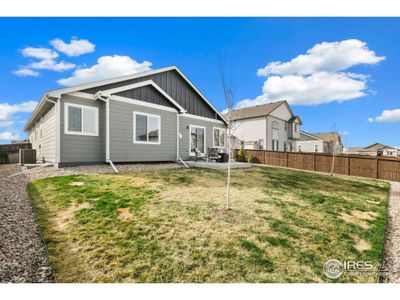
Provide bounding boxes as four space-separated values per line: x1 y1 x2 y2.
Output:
183 160 252 170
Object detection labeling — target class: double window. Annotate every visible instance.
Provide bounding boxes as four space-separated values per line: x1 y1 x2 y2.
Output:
190 125 205 154
65 103 98 136
134 112 161 144
213 127 225 148
314 144 319 152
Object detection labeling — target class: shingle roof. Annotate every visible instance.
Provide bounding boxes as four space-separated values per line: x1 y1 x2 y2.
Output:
227 101 285 121
309 132 341 143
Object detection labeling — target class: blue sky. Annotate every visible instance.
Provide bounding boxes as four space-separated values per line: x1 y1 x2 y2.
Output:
0 17 399 148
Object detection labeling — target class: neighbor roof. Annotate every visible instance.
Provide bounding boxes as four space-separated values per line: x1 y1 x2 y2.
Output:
24 66 227 131
227 100 297 121
310 132 342 143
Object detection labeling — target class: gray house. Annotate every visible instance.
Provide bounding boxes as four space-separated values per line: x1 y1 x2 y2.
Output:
24 66 227 167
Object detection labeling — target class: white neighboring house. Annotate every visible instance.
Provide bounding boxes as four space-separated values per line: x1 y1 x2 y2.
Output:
347 143 400 157
296 131 343 154
227 100 302 151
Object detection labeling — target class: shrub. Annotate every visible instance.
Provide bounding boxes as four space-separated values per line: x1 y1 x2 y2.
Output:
236 148 246 162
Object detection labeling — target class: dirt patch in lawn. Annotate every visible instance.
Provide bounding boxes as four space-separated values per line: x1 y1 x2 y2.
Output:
68 181 85 186
339 210 378 229
352 236 371 253
117 208 133 221
53 202 91 231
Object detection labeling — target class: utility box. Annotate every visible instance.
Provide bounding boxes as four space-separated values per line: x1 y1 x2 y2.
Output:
19 149 36 165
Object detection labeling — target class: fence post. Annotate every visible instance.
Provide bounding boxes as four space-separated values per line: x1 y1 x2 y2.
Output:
313 154 317 172
376 158 379 179
286 152 289 167
347 157 351 176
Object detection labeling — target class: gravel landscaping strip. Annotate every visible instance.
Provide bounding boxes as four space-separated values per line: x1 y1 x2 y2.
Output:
25 162 182 181
0 162 181 283
0 164 54 283
382 181 400 283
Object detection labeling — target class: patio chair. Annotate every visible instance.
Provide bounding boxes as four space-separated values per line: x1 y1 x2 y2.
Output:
194 148 207 161
207 148 220 163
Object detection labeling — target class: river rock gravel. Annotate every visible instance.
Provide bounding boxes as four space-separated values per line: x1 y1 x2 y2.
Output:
382 181 400 283
0 164 54 283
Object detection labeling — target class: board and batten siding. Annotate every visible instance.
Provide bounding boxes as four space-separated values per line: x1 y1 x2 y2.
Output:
109 100 177 162
82 69 220 120
60 94 106 163
178 115 225 160
29 105 56 163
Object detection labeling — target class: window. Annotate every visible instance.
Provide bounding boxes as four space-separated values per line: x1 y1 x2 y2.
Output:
272 121 279 151
213 127 225 148
314 144 319 152
65 103 98 136
284 142 287 152
295 123 300 132
190 125 205 154
272 140 279 151
133 112 160 144
298 144 302 152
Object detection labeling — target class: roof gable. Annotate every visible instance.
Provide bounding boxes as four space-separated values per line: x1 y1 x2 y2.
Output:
24 66 227 130
229 101 285 121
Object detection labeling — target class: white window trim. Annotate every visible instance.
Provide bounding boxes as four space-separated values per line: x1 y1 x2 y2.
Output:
133 111 161 145
64 102 99 136
189 125 206 156
213 127 226 149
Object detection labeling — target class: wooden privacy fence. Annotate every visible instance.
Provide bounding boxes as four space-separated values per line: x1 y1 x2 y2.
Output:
0 143 31 164
237 149 400 182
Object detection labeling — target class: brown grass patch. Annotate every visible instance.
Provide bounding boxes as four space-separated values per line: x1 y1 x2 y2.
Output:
352 236 371 253
117 208 133 221
53 202 91 231
339 210 378 229
68 181 85 186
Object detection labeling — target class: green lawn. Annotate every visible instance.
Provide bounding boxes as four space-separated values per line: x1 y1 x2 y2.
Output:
28 166 389 283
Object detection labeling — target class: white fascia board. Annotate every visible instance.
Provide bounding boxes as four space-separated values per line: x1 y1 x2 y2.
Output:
44 66 176 96
100 80 186 113
179 113 225 125
110 95 178 113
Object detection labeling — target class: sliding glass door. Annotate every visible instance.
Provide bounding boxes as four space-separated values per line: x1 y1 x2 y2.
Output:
190 126 205 154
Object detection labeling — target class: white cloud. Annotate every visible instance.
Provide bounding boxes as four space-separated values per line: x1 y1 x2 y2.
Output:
0 131 20 141
28 59 75 72
341 131 350 136
257 39 385 76
0 120 14 128
21 47 58 60
0 101 38 121
236 72 366 108
50 38 95 57
368 108 400 122
13 68 39 77
57 55 152 86
236 39 384 109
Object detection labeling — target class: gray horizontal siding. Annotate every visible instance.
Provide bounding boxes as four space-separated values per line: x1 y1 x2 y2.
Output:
60 95 106 163
178 116 226 160
109 100 177 162
82 69 221 120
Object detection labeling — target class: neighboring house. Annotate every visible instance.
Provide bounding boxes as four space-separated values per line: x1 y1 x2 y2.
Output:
296 131 343 154
227 100 302 152
347 143 400 157
24 66 227 167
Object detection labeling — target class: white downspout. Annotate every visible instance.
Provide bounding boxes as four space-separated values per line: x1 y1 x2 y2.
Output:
45 95 60 167
96 92 118 173
176 112 189 168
